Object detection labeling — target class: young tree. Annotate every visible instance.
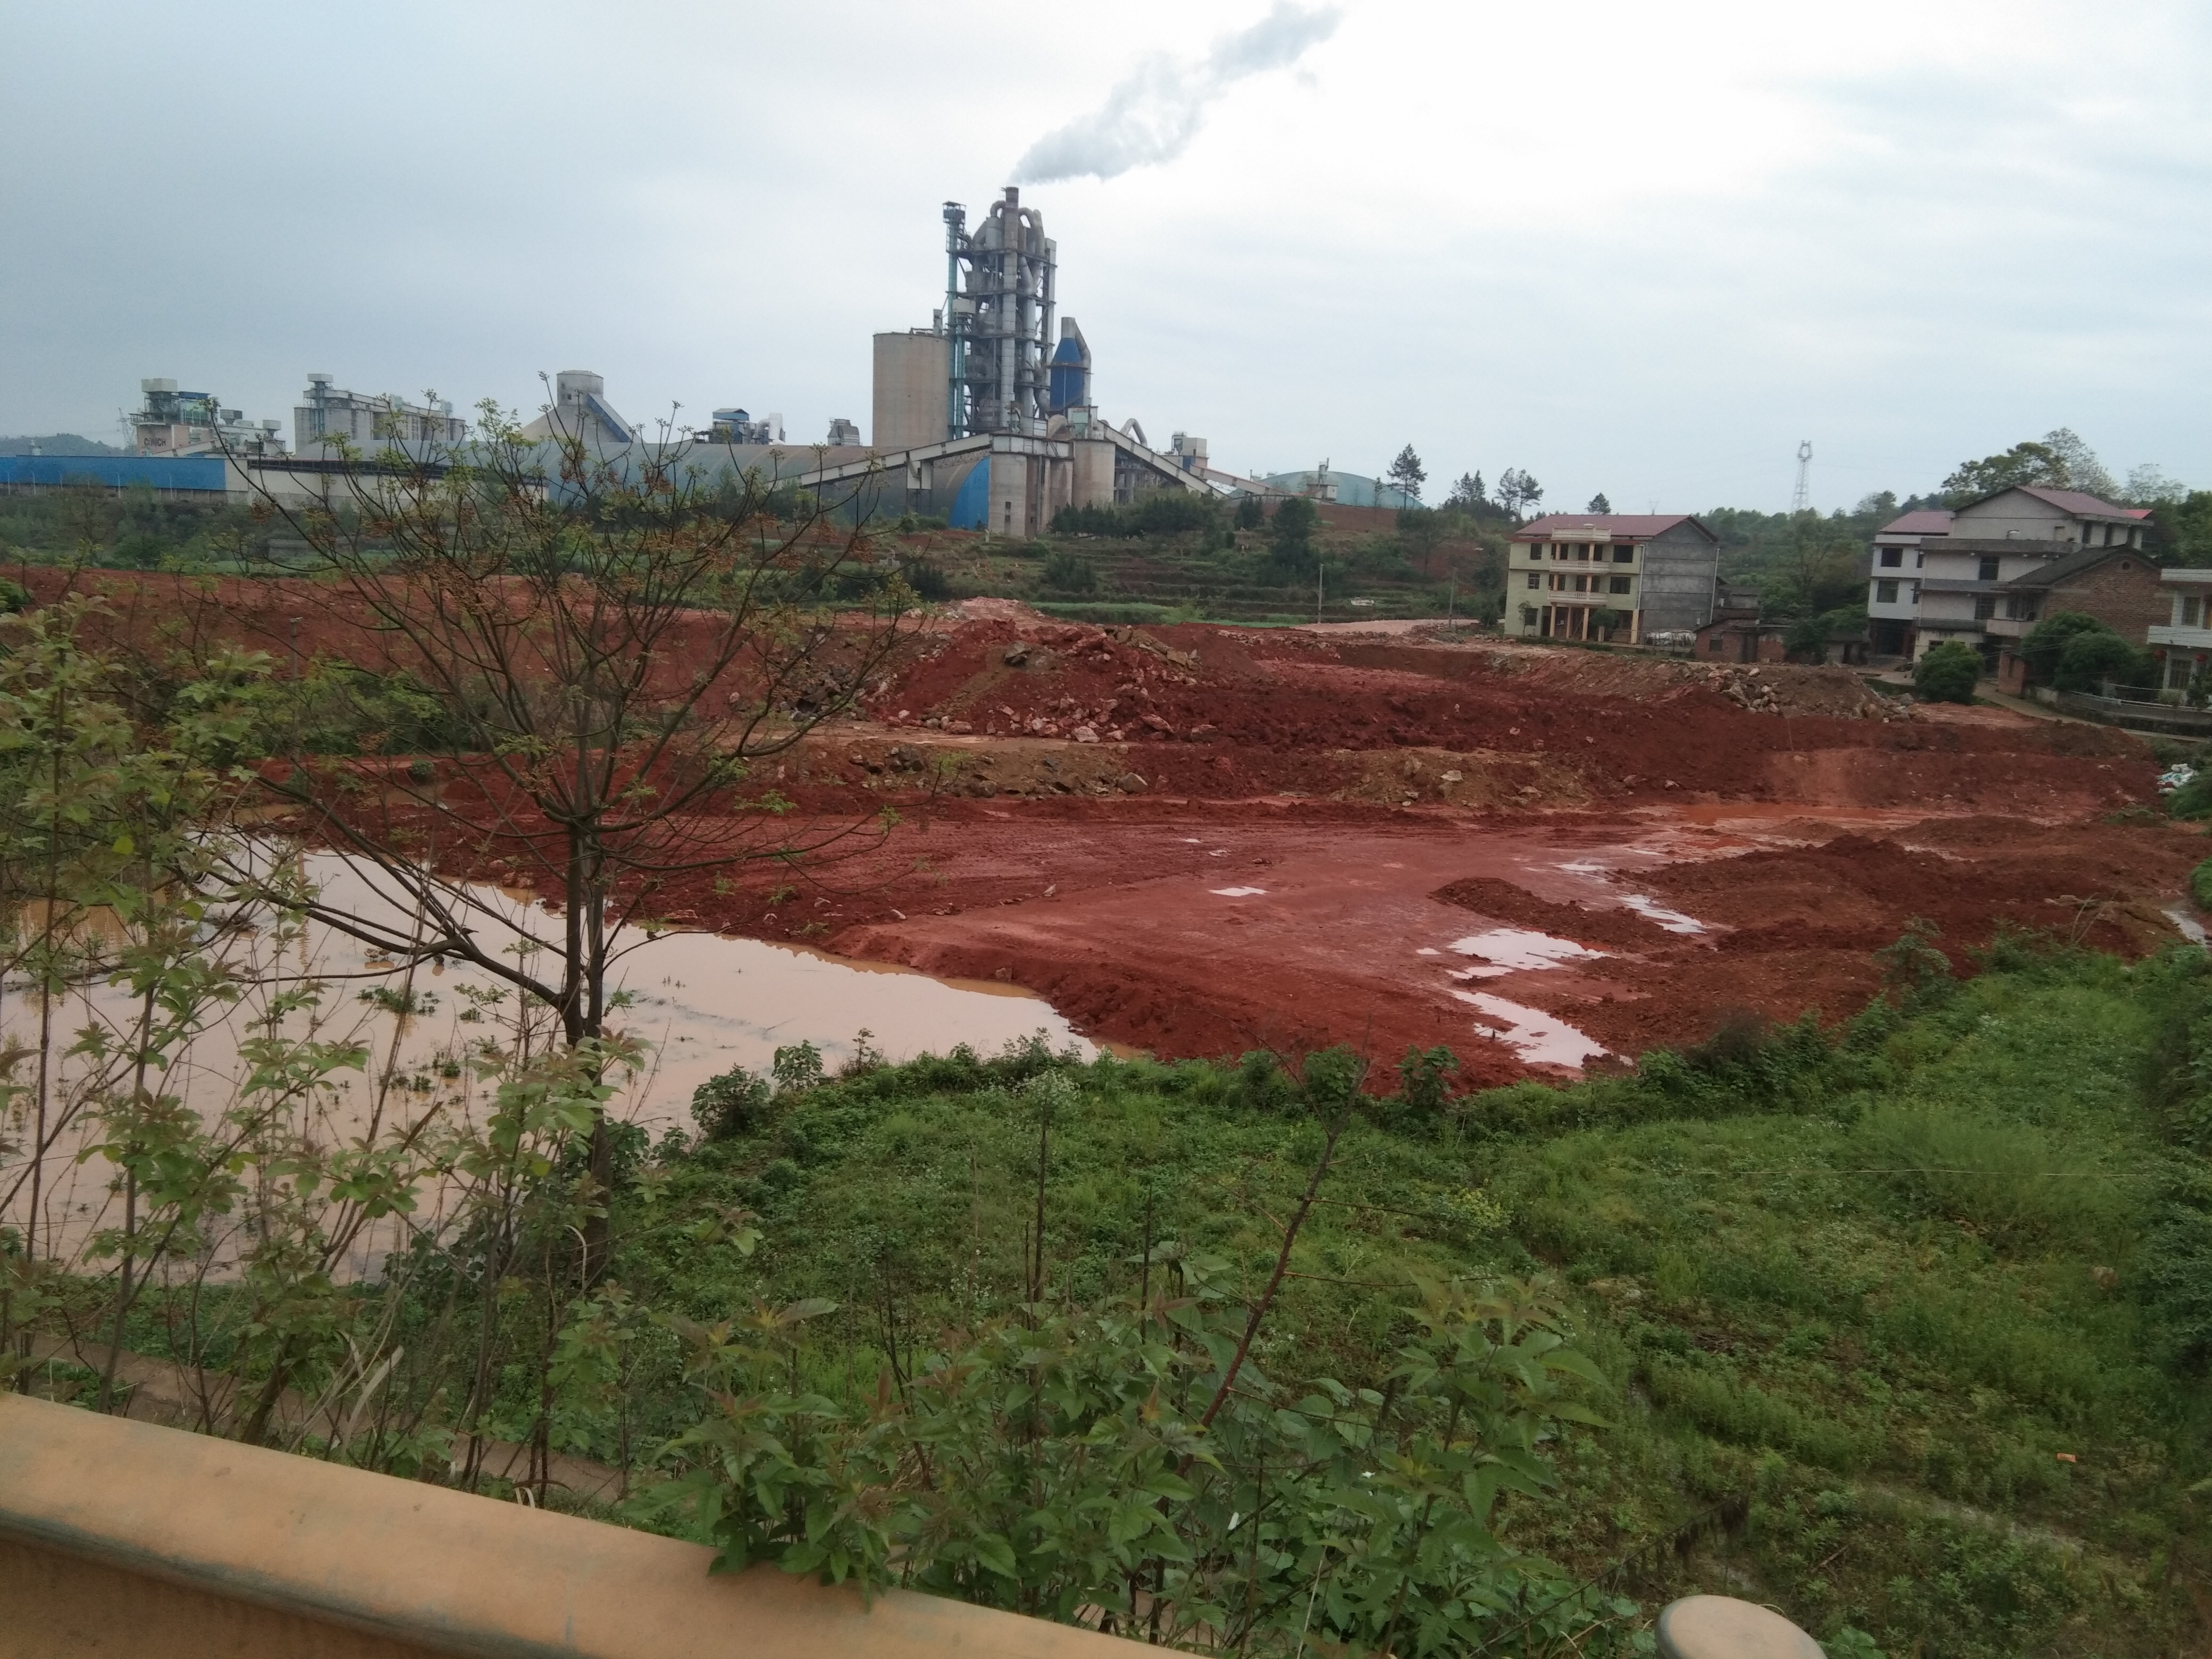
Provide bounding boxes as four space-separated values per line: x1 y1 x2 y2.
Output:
1781 517 1864 616
1496 467 1544 521
1386 445 1426 504
1268 495 1320 569
231 406 918 1273
1587 492 1612 513
1397 505 1445 577
1445 471 1486 510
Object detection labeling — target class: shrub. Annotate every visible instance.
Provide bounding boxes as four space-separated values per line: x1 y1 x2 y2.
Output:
900 558 950 600
2193 858 2212 907
1913 641 1981 702
1234 495 1264 531
2166 768 2212 819
2020 610 2113 684
692 1066 773 1141
2054 628 2154 694
1037 548 1096 594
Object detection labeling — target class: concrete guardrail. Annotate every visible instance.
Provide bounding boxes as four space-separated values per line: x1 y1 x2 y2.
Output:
0 1392 1143 1658
0 1393 1829 1658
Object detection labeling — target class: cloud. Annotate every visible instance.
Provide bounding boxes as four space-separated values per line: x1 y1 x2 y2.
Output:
1013 3 1339 184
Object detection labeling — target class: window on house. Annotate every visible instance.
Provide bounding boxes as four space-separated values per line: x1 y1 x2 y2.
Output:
1614 546 1634 563
1572 574 1589 592
1973 596 1996 620
1609 575 1632 594
1879 547 1903 567
1574 543 1590 560
2184 597 2203 627
1526 572 1541 590
1875 580 1899 604
1978 557 2000 581
1915 551 1925 568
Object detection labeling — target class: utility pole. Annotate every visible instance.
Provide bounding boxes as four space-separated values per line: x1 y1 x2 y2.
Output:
1791 440 1813 515
1316 551 1324 625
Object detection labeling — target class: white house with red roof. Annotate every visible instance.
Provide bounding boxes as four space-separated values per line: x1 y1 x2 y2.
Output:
1505 513 1721 645
1863 485 2150 661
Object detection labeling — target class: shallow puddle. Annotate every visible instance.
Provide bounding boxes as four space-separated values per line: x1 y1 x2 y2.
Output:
1448 928 1606 971
1449 990 1609 1068
1619 895 1706 934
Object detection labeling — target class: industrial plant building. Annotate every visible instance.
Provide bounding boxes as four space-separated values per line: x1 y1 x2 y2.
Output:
808 187 1224 532
296 376 467 458
7 186 1280 529
131 380 288 459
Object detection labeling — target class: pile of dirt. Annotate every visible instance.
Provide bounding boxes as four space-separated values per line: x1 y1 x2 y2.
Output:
1431 876 1680 950
1638 831 2195 960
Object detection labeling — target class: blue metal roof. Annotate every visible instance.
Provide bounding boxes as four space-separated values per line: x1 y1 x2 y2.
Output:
0 454 229 492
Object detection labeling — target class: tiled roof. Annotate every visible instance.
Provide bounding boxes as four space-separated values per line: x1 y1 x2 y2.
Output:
1879 509 1954 535
1999 485 2135 520
2000 545 2155 589
1512 514 1708 540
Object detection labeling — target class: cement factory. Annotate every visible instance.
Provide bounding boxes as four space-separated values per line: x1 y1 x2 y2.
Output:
776 185 1251 532
1 186 1373 518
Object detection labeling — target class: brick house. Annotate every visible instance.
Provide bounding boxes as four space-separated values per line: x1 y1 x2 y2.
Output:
1989 544 2167 694
1506 514 1720 645
1693 587 1787 662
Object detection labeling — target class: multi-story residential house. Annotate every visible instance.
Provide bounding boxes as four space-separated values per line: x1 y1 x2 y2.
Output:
1862 486 2149 662
1505 514 1720 645
2148 568 2212 693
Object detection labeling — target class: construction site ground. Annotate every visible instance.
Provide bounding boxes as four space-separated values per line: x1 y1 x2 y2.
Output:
40 572 2193 1088
619 609 2196 1086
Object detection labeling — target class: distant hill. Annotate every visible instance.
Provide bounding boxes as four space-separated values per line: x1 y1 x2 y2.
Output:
0 434 125 457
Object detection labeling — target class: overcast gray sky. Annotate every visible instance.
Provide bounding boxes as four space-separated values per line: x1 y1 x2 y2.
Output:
2 0 2205 510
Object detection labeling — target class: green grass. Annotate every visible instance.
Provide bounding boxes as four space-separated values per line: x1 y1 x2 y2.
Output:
613 948 2211 1655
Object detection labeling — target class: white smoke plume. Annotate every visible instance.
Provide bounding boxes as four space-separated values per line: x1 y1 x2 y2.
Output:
1013 3 1341 184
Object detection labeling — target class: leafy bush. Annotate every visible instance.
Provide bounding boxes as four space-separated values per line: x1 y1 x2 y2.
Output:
2055 627 2154 693
692 1066 773 1142
1912 641 1981 702
1037 548 1096 594
2020 610 2114 684
2193 858 2212 906
900 558 951 600
1051 492 1218 539
1234 495 1264 531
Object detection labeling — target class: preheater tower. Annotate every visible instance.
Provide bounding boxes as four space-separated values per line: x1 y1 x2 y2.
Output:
944 188 1057 437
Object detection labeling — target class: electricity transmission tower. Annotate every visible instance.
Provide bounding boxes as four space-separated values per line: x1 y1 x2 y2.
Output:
1791 440 1813 514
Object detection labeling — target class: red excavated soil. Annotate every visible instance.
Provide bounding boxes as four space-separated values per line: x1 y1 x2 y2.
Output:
48 571 2187 1086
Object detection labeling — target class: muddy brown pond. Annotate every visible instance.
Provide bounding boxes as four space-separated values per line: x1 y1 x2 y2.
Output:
4 853 1096 1276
